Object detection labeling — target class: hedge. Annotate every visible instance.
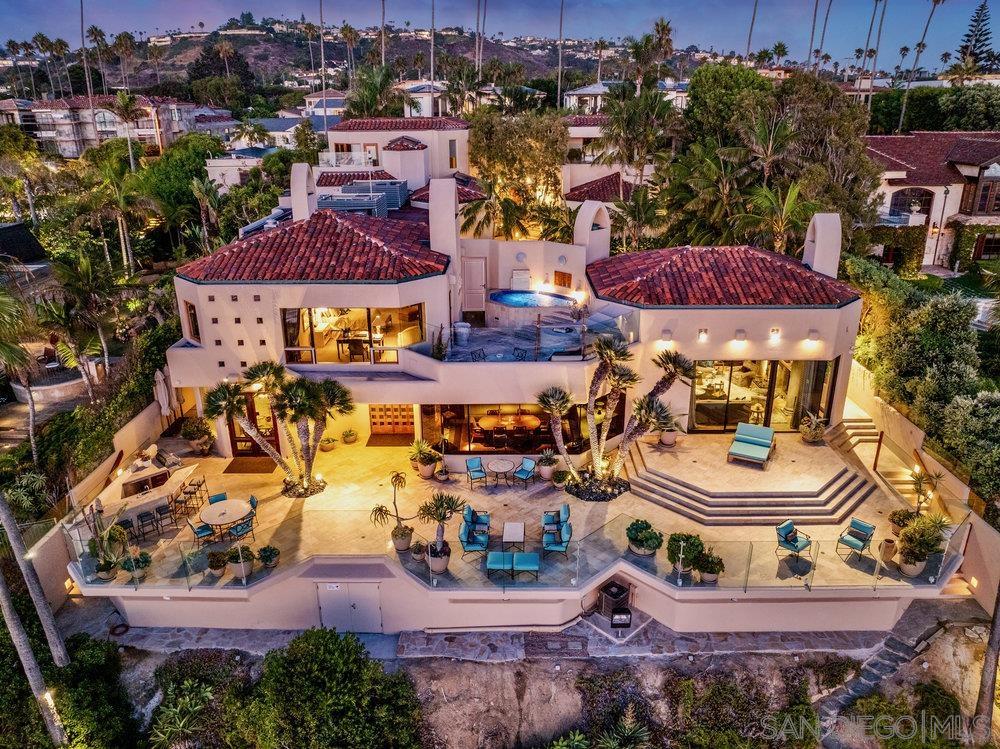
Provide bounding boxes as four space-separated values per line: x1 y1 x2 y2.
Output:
948 221 996 272
866 225 927 278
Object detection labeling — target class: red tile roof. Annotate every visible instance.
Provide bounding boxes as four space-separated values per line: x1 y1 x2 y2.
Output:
409 179 486 204
586 246 860 308
383 135 428 151
315 170 396 187
945 138 1000 166
30 94 191 110
307 88 347 99
177 210 447 284
865 131 1000 186
563 114 608 127
330 116 470 132
565 173 633 203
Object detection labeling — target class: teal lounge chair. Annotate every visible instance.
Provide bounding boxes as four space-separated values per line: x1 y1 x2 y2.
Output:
187 518 214 546
512 457 536 488
775 519 811 560
728 422 776 469
208 492 228 505
837 517 875 560
466 457 488 489
462 505 490 532
486 551 514 578
542 503 570 529
459 521 489 559
513 552 540 580
543 521 572 558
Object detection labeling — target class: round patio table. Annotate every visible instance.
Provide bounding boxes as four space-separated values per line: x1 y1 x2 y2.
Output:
200 499 252 530
486 458 516 487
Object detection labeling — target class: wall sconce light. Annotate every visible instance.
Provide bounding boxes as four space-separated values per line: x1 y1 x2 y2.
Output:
930 222 940 237
557 255 568 266
661 327 673 342
697 328 708 343
807 329 820 342
734 329 746 342
515 251 527 263
769 327 781 342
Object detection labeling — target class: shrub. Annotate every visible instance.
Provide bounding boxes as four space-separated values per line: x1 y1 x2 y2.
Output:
252 629 422 748
207 551 228 570
666 533 704 568
537 449 559 467
576 667 654 737
180 417 213 442
227 545 255 564
898 516 945 565
888 509 918 530
625 519 663 551
694 547 725 575
812 655 860 689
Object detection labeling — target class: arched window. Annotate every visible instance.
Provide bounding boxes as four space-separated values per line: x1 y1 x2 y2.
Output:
888 188 934 217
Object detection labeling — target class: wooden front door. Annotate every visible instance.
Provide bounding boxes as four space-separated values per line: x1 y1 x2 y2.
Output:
229 392 280 457
369 404 415 435
462 257 487 311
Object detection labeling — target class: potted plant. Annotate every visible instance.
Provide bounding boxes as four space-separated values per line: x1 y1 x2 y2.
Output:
695 548 725 584
658 411 682 447
410 540 427 562
206 551 228 577
666 532 704 574
417 447 440 479
625 519 663 556
86 508 129 581
227 545 255 578
418 492 466 574
911 469 943 513
537 449 559 480
889 508 918 536
799 411 827 444
435 463 450 482
370 471 418 552
181 417 214 456
319 436 338 452
552 470 570 489
342 428 358 445
121 551 152 581
258 545 280 569
898 516 945 578
408 438 432 471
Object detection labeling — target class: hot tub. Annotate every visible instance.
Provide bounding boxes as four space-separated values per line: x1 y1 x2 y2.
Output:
486 289 576 327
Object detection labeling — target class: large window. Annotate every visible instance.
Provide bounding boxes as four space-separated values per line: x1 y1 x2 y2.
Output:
888 188 933 218
691 359 837 432
282 305 424 364
961 178 1000 216
184 301 201 343
419 397 625 456
975 233 1000 261
448 139 457 169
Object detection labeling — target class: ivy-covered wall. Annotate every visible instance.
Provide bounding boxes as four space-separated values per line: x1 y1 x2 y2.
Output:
866 225 927 278
948 221 998 271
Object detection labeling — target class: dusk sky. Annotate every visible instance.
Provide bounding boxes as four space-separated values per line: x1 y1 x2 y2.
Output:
0 0 991 67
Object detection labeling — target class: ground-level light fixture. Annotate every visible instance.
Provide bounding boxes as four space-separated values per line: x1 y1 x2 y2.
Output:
769 327 781 342
697 328 708 343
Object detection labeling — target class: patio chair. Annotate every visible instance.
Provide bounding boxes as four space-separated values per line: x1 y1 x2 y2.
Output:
462 504 490 532
775 519 812 561
208 492 228 505
542 503 570 530
512 552 540 580
837 517 875 560
155 503 177 529
728 422 776 469
459 521 490 559
543 521 572 559
227 519 255 542
187 518 214 546
470 348 487 362
512 457 536 488
115 518 137 543
486 551 514 578
466 457 488 489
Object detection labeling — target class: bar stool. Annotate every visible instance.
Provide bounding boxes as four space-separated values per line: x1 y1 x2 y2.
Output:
136 510 161 541
188 476 208 503
155 502 177 529
181 484 201 511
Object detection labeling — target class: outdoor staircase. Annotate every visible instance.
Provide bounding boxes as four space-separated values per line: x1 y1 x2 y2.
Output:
827 417 879 451
624 442 877 526
538 309 578 326
875 467 920 506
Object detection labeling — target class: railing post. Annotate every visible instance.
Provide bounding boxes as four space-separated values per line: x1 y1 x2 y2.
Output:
873 430 884 472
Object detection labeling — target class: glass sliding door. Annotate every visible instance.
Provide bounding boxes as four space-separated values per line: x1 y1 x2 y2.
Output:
282 304 425 364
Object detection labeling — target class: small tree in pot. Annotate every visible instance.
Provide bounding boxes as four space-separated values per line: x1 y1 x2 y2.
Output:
898 514 948 578
537 449 559 480
418 492 466 574
666 532 704 574
408 438 432 470
206 551 228 577
625 519 663 556
370 471 416 552
416 446 441 479
410 540 427 562
342 428 358 444
552 470 570 489
258 545 280 569
180 416 214 455
799 411 827 444
120 551 151 581
889 508 918 536
86 508 129 581
695 547 725 584
228 544 255 579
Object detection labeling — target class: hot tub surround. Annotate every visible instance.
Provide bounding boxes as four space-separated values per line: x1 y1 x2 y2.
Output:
487 289 577 327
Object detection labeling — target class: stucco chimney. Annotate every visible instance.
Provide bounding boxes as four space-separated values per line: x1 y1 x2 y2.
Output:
429 178 460 262
290 163 317 222
573 200 612 263
802 213 842 279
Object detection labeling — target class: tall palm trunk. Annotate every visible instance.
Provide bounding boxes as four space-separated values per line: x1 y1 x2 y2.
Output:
198 204 210 254
21 376 38 467
868 0 889 113
95 325 110 380
0 496 68 667
556 0 565 105
307 39 315 89
98 52 107 94
97 224 112 271
597 48 603 82
897 2 939 132
296 419 313 490
22 179 38 227
0 566 67 745
817 0 835 71
237 414 296 484
380 0 386 66
807 0 820 72
123 120 136 172
974 585 1000 745
598 387 624 460
74 353 96 403
115 215 128 270
475 0 482 73
63 58 74 96
746 0 759 58
859 0 879 79
586 362 610 462
548 412 578 481
10 58 23 98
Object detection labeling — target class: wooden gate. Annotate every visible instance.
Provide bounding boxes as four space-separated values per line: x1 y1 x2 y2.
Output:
368 404 415 435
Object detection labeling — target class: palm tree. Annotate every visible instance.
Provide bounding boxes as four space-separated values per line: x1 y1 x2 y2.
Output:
593 88 675 198
806 0 820 71
52 38 73 96
417 492 465 554
0 565 67 745
939 51 952 70
746 0 760 58
19 41 38 99
108 90 145 172
243 362 302 479
772 41 789 67
89 156 155 274
858 0 880 79
0 289 39 466
944 53 979 86
0 494 68 667
868 0 889 112
533 203 579 243
233 120 273 148
86 25 108 94
51 252 123 375
586 336 633 461
379 0 387 66
897 45 910 81
460 180 528 239
147 43 165 84
302 22 318 88
5 40 24 97
898 0 947 132
32 34 57 96
594 38 609 82
412 51 425 79
536 386 579 481
340 24 359 77
816 0 835 73
190 176 220 254
444 63 479 114
735 182 817 255
112 31 136 89
35 298 98 402
556 0 566 105
613 186 663 253
598 364 640 463
740 112 799 186
215 40 235 78
344 65 419 118
204 381 297 485
652 17 673 80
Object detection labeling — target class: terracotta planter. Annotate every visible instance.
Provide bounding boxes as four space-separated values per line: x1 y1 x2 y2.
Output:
96 568 117 581
700 572 719 584
392 530 413 552
553 478 567 489
880 539 897 563
898 559 927 578
128 568 147 581
319 441 336 452
628 541 656 556
230 560 254 579
890 523 904 536
435 470 450 482
411 548 426 562
418 462 436 479
206 565 227 578
660 430 677 447
539 465 555 480
428 551 450 574
263 556 280 569
410 460 419 471
189 438 211 456
343 434 358 444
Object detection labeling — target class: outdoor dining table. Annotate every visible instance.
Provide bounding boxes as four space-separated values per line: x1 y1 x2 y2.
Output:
486 458 515 486
477 414 542 431
200 499 252 531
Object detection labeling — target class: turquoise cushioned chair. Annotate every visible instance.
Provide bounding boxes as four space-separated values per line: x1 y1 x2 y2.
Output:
775 519 812 560
459 520 489 559
466 457 487 489
728 422 776 468
462 505 490 532
543 521 572 558
837 517 875 560
512 458 536 488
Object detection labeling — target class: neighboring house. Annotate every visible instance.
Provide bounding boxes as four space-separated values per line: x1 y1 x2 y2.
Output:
324 117 469 185
838 77 891 106
26 95 197 158
0 98 33 129
562 80 689 113
401 81 450 117
564 172 634 207
562 114 644 204
230 115 335 150
303 88 347 117
865 131 1000 267
205 146 280 195
192 112 240 142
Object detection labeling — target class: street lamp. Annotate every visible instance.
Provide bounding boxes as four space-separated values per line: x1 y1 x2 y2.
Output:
932 185 951 267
